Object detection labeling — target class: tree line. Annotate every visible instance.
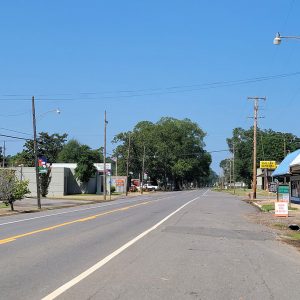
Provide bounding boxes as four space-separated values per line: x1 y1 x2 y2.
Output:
220 127 300 187
3 117 214 197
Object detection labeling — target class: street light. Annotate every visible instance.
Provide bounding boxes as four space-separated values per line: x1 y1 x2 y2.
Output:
273 32 300 45
31 96 61 209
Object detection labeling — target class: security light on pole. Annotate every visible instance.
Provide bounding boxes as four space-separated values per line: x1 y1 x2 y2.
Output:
273 32 300 45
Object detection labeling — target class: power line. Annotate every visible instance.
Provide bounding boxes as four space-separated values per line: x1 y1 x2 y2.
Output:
1 71 300 102
0 128 32 136
0 134 31 141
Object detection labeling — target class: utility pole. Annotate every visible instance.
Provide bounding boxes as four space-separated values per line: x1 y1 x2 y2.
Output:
32 96 41 209
229 159 232 189
248 96 266 200
125 133 131 196
103 110 107 201
233 141 235 194
141 144 145 194
115 156 118 177
2 141 5 167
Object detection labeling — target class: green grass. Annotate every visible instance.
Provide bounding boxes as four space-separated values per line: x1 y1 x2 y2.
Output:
213 188 276 198
273 223 288 230
289 206 298 210
261 204 275 212
0 203 8 209
261 203 298 212
288 232 300 240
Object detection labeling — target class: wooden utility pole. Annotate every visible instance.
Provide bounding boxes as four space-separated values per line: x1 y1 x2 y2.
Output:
233 141 235 194
32 96 41 209
141 144 145 194
103 111 107 201
125 133 131 196
2 141 5 167
248 96 266 200
229 159 232 189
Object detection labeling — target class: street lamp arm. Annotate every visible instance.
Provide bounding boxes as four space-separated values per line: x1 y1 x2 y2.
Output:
273 32 300 45
37 108 60 118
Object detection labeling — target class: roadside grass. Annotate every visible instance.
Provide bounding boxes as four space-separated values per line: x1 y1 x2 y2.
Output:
287 232 300 240
214 188 275 198
0 203 8 209
261 204 275 212
261 203 298 212
273 223 288 230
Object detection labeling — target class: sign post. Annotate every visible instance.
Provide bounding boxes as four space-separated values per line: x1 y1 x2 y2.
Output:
275 184 289 217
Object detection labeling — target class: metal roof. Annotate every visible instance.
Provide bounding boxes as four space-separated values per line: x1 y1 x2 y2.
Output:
272 149 300 177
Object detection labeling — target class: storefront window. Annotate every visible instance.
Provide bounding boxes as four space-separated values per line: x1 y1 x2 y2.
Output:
291 180 300 198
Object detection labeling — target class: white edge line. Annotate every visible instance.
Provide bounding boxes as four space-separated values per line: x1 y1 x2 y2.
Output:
0 195 175 227
41 195 200 300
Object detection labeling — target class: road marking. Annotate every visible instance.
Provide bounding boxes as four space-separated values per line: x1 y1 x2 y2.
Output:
0 195 175 227
202 189 210 196
0 201 151 245
41 196 200 300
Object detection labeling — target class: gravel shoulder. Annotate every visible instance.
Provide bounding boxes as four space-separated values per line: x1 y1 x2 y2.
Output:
245 199 300 250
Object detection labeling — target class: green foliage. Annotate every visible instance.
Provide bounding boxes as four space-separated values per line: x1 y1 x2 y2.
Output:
0 169 30 210
13 179 30 201
58 139 103 163
74 145 97 183
10 132 68 166
57 139 100 184
40 172 51 197
112 117 211 189
221 127 300 187
110 185 116 193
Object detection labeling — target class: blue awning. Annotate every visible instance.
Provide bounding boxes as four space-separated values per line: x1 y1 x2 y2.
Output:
272 149 300 177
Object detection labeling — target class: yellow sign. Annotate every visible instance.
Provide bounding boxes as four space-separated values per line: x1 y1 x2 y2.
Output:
260 161 277 169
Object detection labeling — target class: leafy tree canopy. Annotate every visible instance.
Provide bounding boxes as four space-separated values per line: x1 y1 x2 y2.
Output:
112 117 211 189
10 132 68 166
57 139 103 163
220 127 300 186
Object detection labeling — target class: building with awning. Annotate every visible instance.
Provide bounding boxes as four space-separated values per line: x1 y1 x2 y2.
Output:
272 149 300 203
272 149 300 178
290 154 300 174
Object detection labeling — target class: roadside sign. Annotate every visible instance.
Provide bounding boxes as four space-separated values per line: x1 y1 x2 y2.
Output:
260 161 277 169
275 202 288 217
268 182 277 193
277 184 290 203
115 179 125 186
38 156 49 174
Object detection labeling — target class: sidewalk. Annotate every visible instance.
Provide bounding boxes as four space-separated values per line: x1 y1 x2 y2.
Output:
0 191 151 216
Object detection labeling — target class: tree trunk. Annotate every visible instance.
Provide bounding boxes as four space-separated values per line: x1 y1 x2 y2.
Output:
10 201 14 211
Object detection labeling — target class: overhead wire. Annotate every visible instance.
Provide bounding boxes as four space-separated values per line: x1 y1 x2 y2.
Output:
0 128 32 136
1 71 300 102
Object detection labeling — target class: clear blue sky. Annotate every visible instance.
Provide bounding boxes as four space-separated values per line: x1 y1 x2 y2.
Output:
1 0 300 172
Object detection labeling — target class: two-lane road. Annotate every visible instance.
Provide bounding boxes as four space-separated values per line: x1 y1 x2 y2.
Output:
1 190 300 299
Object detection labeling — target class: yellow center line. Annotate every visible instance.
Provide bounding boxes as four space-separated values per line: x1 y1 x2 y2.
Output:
0 201 151 245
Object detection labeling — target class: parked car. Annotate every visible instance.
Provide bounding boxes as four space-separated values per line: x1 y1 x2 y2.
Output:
143 183 158 191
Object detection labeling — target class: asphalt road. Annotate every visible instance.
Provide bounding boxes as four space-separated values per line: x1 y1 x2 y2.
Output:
1 189 300 300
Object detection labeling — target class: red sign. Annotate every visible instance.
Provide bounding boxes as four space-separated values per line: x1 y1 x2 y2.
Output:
115 179 124 186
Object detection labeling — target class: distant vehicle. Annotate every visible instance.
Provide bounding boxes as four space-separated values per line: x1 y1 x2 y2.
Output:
129 185 138 192
143 183 158 191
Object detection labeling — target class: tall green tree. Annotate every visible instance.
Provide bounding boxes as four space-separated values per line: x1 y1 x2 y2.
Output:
10 132 68 166
74 145 97 184
222 127 300 187
58 139 103 163
112 117 212 189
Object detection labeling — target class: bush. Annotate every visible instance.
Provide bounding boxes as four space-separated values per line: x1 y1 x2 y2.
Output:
0 169 30 210
110 186 116 193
